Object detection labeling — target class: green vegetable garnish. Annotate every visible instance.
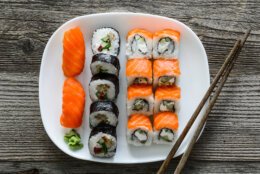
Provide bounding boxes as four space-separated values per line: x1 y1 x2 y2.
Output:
99 67 108 73
161 135 172 142
101 42 111 51
97 140 108 154
138 130 146 134
64 129 83 150
135 35 141 40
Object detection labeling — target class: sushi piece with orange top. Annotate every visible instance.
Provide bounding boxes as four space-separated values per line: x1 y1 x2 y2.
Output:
153 29 180 59
126 58 152 86
154 85 181 114
60 78 85 128
153 59 181 87
126 29 153 59
62 27 85 77
127 114 153 146
127 84 154 116
153 112 179 144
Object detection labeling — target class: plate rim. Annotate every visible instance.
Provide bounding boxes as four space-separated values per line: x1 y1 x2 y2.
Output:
39 12 210 164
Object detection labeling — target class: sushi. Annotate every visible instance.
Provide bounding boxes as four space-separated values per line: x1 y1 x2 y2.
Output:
92 28 120 56
60 78 85 128
90 101 119 128
90 53 120 76
153 112 179 144
127 84 154 116
126 29 153 59
88 123 117 158
62 27 85 77
153 29 180 59
89 73 119 101
153 59 181 87
154 85 181 114
126 58 152 86
127 114 153 146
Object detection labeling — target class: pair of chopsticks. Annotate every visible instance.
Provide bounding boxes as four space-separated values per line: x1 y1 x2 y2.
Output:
157 28 251 174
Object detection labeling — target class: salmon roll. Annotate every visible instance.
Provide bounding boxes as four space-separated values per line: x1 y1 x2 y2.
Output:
127 85 154 116
127 114 153 146
89 73 119 101
92 28 120 56
153 59 181 87
154 85 181 114
91 53 120 76
126 58 152 86
153 112 179 144
153 29 180 59
60 78 85 128
126 29 153 59
62 27 85 77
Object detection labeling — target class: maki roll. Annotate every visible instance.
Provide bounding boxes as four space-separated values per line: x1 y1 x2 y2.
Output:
126 58 152 86
153 29 180 59
88 123 117 158
89 73 119 101
127 84 154 116
154 85 181 114
92 28 120 56
91 53 120 76
90 101 119 128
127 114 153 146
153 112 179 144
126 29 153 59
153 59 181 87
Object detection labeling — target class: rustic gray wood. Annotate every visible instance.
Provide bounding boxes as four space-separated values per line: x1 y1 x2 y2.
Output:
0 0 260 173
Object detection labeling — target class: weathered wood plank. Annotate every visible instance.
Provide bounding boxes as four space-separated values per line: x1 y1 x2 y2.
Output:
0 73 259 161
0 161 260 174
0 0 259 74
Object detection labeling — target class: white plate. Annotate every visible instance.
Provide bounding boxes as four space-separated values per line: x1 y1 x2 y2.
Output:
39 12 209 164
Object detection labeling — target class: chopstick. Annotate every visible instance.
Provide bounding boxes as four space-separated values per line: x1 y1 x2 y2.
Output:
157 28 251 174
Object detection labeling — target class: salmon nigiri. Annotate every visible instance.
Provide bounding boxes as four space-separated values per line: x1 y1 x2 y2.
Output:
126 29 153 59
62 27 85 77
153 59 181 87
153 29 180 59
127 84 154 116
127 114 153 146
126 58 152 85
153 112 179 144
154 85 181 113
60 78 85 128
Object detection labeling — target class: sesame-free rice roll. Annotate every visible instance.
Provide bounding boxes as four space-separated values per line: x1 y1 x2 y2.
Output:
153 29 180 59
126 29 153 59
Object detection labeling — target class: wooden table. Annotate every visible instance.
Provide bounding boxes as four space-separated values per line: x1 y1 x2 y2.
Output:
1 0 259 173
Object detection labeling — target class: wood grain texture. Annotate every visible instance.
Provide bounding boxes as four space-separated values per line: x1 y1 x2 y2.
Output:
0 0 260 173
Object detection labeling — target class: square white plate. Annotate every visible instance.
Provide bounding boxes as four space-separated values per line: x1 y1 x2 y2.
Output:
39 12 210 163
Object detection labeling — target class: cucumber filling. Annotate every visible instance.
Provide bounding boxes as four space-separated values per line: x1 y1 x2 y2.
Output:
133 77 148 85
160 100 175 112
133 99 149 111
94 136 114 154
96 84 110 100
98 32 115 52
158 76 175 86
94 114 110 124
96 65 108 73
157 37 175 55
159 128 174 142
132 129 148 144
131 34 148 54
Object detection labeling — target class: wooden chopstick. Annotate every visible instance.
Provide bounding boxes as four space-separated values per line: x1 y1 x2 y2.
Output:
157 28 251 174
173 28 251 174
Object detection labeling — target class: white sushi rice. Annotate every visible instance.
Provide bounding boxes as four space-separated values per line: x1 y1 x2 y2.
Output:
90 111 118 128
127 76 153 86
154 98 180 114
153 129 177 144
92 28 119 56
127 95 154 116
126 33 152 59
153 35 179 59
91 61 118 76
89 80 116 101
89 132 117 157
127 128 153 146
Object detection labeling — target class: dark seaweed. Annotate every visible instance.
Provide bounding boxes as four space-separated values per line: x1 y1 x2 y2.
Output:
90 101 119 116
89 123 117 139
